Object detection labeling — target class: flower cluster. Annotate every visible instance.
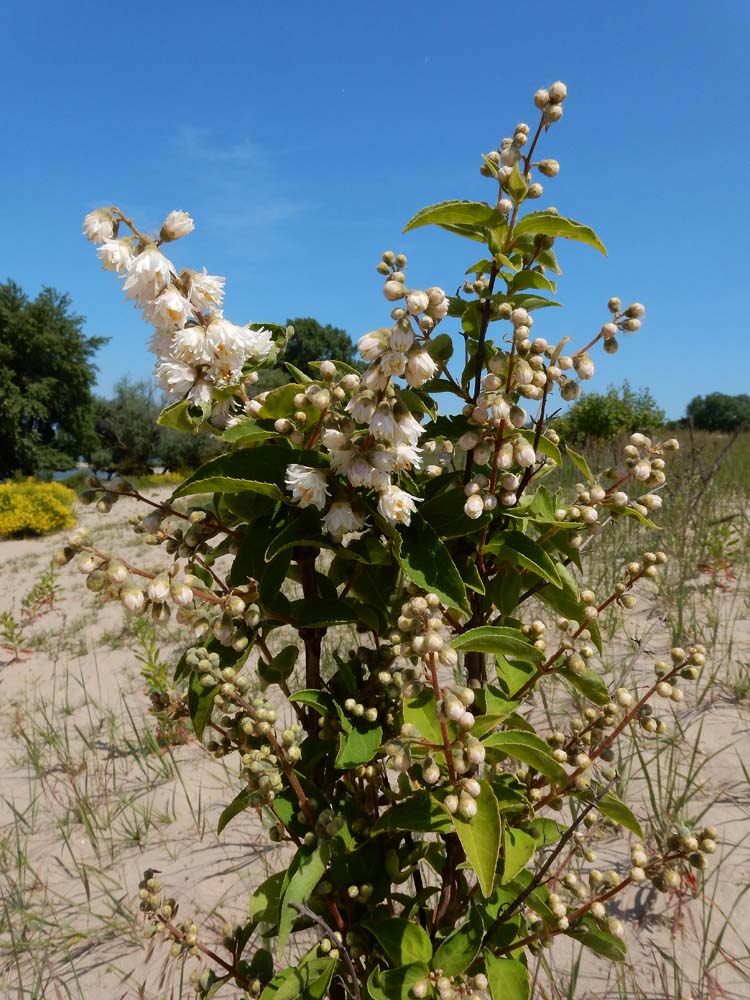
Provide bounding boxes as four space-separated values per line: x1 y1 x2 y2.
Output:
82 207 274 413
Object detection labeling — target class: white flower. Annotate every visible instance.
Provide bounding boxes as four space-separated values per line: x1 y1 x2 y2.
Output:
148 328 174 359
362 364 391 392
187 268 226 313
285 464 329 510
155 360 198 397
322 501 366 541
322 429 353 473
347 456 377 488
513 439 537 468
404 349 438 387
394 411 425 446
346 391 377 424
97 237 133 272
83 208 114 243
406 290 430 316
205 319 273 366
393 442 422 471
369 403 400 442
171 325 210 364
243 325 274 363
122 246 174 304
379 351 407 377
426 287 449 321
389 326 414 352
377 484 420 525
358 328 390 361
161 210 195 241
144 286 194 329
188 378 214 407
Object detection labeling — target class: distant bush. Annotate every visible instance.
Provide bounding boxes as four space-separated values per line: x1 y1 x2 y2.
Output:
685 392 750 433
129 472 184 490
0 480 77 537
557 382 665 443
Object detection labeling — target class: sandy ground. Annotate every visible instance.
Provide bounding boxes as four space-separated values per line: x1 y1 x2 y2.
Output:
1 494 749 999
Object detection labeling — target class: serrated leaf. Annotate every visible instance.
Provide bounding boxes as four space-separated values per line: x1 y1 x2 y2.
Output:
265 508 325 562
366 963 431 1000
433 908 484 976
558 665 609 705
403 688 446 745
222 420 273 444
364 919 432 966
392 514 470 614
403 199 499 232
277 842 330 955
567 913 627 961
451 626 544 662
482 731 567 785
514 210 607 255
217 788 251 834
564 445 594 481
172 445 326 499
188 671 217 741
437 780 501 897
487 530 562 587
157 399 200 432
485 954 530 1000
502 826 536 883
335 717 382 769
580 790 644 838
371 791 453 835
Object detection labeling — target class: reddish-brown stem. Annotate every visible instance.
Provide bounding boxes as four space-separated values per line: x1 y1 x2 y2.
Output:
427 653 457 784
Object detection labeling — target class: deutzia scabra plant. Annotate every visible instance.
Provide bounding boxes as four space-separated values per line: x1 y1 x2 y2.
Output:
69 81 717 999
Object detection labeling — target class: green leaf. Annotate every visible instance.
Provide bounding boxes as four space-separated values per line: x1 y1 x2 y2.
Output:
507 163 528 203
364 918 432 966
485 953 530 1000
433 908 484 976
509 293 561 311
536 563 602 653
367 963 430 1000
264 508 324 562
289 689 334 715
260 956 337 1000
451 627 544 662
217 788 251 835
564 445 594 482
514 210 607 255
393 514 470 614
249 870 285 924
188 671 217 741
558 665 609 705
438 780 501 897
403 688 446 745
426 333 454 362
371 791 453 835
567 913 627 961
488 530 562 588
286 597 363 628
335 717 383 769
222 420 273 444
258 644 299 685
420 487 491 537
403 199 500 232
172 445 326 500
482 731 567 785
277 842 330 955
508 270 557 294
581 790 644 839
157 399 200 432
502 826 536 883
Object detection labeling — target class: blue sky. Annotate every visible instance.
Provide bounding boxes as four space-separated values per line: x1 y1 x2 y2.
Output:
2 0 748 418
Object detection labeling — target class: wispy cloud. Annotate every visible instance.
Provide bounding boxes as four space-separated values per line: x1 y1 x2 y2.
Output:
178 125 261 164
210 197 309 232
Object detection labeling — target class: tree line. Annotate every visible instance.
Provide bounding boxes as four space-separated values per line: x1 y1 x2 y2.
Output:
1 278 748 481
0 280 357 479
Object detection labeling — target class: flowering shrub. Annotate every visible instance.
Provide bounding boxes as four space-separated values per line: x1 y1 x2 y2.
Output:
68 81 716 1000
0 480 77 537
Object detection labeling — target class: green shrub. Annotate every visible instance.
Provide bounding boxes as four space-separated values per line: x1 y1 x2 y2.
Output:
0 479 77 537
556 382 665 443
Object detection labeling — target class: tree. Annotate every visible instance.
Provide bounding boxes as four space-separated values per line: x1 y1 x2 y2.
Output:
685 392 750 433
91 378 162 475
0 281 105 478
255 317 358 392
556 382 665 443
